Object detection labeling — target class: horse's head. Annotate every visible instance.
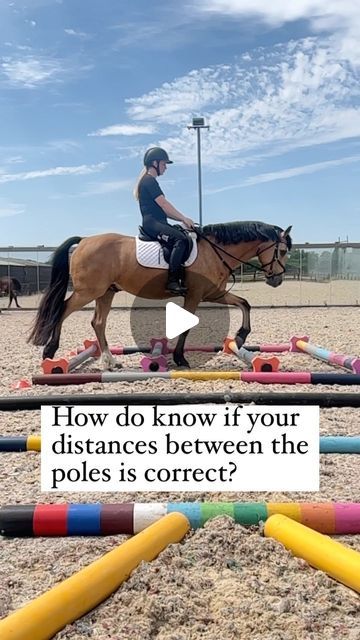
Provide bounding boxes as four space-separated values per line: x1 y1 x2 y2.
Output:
257 226 292 288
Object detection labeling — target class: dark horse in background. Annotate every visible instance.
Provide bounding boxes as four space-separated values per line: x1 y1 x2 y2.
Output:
29 221 292 369
0 276 22 308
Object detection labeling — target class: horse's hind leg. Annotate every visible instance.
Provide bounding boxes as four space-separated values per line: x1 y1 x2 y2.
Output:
14 292 21 308
8 290 13 308
43 290 95 360
91 289 119 370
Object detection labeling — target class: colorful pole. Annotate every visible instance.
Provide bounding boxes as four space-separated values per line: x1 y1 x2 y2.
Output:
3 435 358 454
291 337 360 374
264 514 360 593
0 435 41 452
31 370 360 386
1 502 359 537
0 513 189 640
2 392 360 410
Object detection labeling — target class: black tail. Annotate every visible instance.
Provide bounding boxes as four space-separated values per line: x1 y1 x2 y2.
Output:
28 236 82 346
11 277 22 292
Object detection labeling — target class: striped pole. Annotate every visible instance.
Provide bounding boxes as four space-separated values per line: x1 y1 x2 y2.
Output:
0 435 41 452
31 370 360 386
0 513 189 640
3 435 359 454
2 392 360 410
264 514 360 593
1 502 359 537
291 337 360 374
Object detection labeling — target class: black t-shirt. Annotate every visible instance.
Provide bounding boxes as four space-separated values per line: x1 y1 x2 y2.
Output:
138 174 167 223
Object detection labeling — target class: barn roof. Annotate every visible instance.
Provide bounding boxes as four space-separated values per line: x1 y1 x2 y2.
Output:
0 256 49 266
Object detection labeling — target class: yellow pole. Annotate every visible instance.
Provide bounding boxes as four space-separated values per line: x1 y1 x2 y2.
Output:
0 512 189 640
264 514 360 593
27 435 41 451
171 371 241 380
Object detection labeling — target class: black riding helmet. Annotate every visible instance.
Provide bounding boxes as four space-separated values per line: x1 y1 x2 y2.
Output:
143 147 173 175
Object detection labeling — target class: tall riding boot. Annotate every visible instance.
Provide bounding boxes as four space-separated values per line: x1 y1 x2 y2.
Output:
166 269 187 295
166 240 188 295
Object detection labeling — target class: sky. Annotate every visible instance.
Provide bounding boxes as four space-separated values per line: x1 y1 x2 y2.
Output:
0 0 359 245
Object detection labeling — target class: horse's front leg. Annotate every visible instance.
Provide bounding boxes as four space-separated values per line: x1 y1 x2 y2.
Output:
205 291 251 349
173 294 201 368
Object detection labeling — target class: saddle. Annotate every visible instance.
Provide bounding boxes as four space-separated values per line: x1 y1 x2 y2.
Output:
136 225 198 270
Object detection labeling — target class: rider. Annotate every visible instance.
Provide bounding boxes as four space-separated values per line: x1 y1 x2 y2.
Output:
134 147 195 295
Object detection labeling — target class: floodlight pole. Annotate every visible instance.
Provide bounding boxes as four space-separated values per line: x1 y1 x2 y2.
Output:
187 117 209 227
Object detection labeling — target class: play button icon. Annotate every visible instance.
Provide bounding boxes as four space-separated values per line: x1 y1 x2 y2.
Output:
166 302 199 339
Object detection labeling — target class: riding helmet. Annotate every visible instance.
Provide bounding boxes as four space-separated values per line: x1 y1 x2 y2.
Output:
143 147 173 167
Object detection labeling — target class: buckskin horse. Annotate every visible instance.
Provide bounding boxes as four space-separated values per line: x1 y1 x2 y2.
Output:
0 276 22 308
28 221 292 368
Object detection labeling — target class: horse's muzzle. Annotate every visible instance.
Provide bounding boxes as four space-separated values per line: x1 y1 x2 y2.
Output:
266 274 283 288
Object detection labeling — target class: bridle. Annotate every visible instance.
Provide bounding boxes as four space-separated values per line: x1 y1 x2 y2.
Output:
255 240 288 277
195 229 288 279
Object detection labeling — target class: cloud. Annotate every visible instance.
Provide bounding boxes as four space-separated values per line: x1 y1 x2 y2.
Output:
80 180 133 196
126 37 360 169
244 154 360 185
195 0 360 64
0 163 106 184
88 124 157 137
205 155 360 193
1 55 63 88
64 28 90 39
0 201 25 218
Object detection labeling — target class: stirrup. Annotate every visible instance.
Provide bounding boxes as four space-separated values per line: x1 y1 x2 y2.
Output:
166 280 188 295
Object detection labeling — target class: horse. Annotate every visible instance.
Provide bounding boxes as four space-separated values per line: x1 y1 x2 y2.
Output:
0 276 22 308
28 221 292 369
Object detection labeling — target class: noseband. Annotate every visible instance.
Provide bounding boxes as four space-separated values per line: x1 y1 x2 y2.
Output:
256 240 287 277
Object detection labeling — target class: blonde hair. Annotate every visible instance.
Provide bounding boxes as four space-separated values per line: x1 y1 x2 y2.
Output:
133 168 147 200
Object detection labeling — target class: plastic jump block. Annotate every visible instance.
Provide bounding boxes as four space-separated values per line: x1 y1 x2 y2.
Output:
223 338 280 372
41 340 100 375
140 337 168 372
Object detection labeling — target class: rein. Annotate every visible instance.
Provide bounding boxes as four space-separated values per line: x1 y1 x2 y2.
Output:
194 228 285 277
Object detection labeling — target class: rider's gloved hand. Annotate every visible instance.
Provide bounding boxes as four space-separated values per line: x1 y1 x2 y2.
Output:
182 217 195 229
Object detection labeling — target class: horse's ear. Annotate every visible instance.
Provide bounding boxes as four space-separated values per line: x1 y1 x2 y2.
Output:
282 225 292 237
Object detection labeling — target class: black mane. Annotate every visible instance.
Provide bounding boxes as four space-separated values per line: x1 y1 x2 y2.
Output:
202 221 292 250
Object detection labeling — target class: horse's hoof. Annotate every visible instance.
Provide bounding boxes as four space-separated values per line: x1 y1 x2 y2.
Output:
174 356 190 369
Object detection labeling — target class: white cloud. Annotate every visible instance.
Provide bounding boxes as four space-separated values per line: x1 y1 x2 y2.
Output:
195 0 360 64
126 68 231 125
205 155 360 193
88 124 157 137
0 163 106 184
64 28 90 39
1 55 63 88
0 201 25 218
80 180 133 196
4 155 24 165
126 37 360 169
244 155 360 185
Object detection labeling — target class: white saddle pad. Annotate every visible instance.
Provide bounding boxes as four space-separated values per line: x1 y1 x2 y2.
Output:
135 233 198 269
